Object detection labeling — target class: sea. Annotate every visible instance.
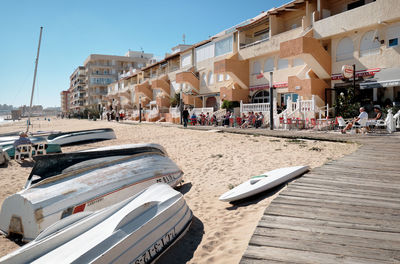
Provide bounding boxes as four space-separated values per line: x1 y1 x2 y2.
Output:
0 115 13 126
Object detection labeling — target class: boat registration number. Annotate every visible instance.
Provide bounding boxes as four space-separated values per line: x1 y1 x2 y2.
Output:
156 173 178 184
133 228 176 264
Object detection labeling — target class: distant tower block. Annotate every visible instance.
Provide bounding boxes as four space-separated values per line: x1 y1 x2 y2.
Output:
183 34 186 44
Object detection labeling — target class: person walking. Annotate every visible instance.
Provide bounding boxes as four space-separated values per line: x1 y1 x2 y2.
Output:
182 107 189 128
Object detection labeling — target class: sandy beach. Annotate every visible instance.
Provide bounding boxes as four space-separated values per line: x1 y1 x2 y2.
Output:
0 118 358 263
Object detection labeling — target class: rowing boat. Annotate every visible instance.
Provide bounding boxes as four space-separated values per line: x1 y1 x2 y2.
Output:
0 183 192 264
219 166 309 202
46 128 116 146
0 144 183 241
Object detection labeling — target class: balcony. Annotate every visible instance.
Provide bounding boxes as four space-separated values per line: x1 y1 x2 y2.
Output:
314 0 399 39
182 93 202 107
135 81 152 100
151 76 170 97
280 36 331 79
239 27 302 60
240 35 269 50
214 53 249 89
176 71 200 94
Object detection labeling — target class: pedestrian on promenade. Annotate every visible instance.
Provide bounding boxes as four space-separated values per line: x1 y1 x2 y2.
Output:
182 107 189 127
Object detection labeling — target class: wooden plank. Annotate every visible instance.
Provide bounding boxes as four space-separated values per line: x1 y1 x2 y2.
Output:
260 214 400 234
252 226 400 251
265 203 400 229
297 177 400 191
249 234 399 261
291 182 400 198
284 185 400 202
273 195 400 217
279 191 400 209
256 218 400 242
242 245 394 264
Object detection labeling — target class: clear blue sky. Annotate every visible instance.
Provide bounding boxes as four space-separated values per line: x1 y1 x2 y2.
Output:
0 0 288 108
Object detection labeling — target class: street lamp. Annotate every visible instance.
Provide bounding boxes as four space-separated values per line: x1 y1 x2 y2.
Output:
180 88 183 124
139 95 142 123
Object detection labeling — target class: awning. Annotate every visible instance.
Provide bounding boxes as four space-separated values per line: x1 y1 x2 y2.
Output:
360 68 400 89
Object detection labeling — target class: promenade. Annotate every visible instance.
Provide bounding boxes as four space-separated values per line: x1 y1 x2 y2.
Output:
230 131 400 263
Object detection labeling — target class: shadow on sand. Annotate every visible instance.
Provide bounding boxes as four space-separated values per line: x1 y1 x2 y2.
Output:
155 215 204 264
176 182 192 195
224 177 301 210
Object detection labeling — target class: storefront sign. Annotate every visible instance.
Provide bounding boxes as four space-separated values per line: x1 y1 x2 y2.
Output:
256 73 264 79
331 68 381 80
342 65 354 79
249 82 288 91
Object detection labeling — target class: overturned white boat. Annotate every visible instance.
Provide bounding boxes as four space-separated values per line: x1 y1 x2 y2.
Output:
219 166 309 202
46 128 116 146
0 183 193 264
0 143 183 241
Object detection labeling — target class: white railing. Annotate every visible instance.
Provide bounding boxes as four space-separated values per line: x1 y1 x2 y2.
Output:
169 106 181 118
148 107 159 119
240 101 270 113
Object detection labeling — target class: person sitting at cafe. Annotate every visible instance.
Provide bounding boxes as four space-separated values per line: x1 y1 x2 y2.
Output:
13 132 32 148
255 112 264 128
341 107 368 134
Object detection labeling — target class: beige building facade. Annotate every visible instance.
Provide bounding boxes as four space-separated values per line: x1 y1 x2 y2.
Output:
73 0 400 121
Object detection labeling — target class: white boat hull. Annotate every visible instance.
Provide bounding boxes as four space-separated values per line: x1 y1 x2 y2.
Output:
47 128 116 146
0 144 183 241
0 183 193 264
219 166 309 202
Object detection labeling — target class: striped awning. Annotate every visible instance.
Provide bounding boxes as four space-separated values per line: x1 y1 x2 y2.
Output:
360 68 400 89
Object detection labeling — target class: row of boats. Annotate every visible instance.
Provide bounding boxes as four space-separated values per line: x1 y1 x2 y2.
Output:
0 130 193 263
0 128 116 159
0 127 310 263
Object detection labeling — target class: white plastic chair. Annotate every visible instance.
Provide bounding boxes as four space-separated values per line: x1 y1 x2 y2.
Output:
14 144 33 161
337 117 346 130
33 142 47 156
350 118 368 134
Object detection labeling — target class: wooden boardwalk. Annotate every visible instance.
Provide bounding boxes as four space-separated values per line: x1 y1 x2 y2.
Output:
240 135 400 263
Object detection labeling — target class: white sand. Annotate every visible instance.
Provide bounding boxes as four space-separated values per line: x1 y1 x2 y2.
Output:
0 118 358 263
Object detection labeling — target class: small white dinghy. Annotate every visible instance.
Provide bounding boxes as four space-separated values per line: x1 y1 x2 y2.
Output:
46 128 116 146
0 143 183 241
0 183 193 264
219 166 309 202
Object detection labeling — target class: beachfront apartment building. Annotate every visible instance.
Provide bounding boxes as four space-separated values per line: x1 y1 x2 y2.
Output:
68 66 86 113
81 51 153 112
214 0 400 110
60 90 69 115
97 0 400 122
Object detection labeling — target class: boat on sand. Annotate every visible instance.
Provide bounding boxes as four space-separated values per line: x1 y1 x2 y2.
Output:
0 183 193 264
219 166 309 202
0 143 183 241
46 128 116 146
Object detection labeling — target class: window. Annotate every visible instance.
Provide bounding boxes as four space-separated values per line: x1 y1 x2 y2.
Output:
389 38 399 47
277 59 289 70
336 37 354 61
360 31 380 57
215 36 233 57
387 23 400 48
217 74 224 82
225 74 230 81
201 73 207 87
196 42 214 63
252 61 261 75
208 71 214 85
181 53 192 68
252 90 269 103
254 28 269 42
347 0 365 10
263 58 274 72
293 58 304 67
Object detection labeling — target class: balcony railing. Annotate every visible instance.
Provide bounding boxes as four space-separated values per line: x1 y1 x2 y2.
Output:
240 36 269 49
